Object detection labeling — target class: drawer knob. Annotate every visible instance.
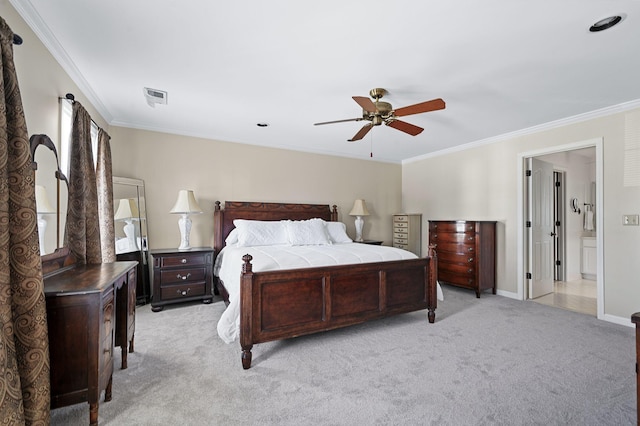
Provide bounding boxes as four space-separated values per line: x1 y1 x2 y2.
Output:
181 258 187 264
178 288 191 296
177 273 191 280
468 258 474 263
468 247 474 252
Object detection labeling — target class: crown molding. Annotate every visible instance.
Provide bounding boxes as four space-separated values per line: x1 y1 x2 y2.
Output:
10 0 113 122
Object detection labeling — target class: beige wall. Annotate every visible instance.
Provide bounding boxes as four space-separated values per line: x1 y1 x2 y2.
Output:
109 127 402 250
402 109 640 322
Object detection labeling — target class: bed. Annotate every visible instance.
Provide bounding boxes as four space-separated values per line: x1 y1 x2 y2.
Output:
213 201 440 369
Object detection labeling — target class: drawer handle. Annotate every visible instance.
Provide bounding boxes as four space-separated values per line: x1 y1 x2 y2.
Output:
177 273 191 280
468 247 474 252
178 288 191 296
468 258 474 263
181 258 187 264
467 268 473 273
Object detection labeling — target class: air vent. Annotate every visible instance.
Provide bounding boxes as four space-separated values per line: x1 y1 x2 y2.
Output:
143 87 168 108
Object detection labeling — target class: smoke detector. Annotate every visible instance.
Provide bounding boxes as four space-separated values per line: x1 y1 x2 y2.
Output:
143 87 168 108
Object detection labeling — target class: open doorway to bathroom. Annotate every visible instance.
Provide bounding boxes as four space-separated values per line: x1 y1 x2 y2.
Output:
526 146 598 316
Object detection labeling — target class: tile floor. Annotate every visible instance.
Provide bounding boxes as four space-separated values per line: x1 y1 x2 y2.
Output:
531 279 597 316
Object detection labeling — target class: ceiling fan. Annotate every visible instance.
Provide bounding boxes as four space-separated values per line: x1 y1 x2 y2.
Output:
314 88 445 142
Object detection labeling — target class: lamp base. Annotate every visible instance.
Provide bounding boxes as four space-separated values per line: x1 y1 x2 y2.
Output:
354 215 364 242
177 214 192 251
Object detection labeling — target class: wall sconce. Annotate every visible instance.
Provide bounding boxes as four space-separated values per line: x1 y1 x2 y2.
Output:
35 185 55 254
170 190 203 251
349 199 370 242
115 198 140 250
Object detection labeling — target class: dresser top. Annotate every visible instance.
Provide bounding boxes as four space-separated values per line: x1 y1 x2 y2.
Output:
44 261 138 295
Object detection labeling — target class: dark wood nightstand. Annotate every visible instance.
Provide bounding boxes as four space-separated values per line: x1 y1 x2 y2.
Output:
149 247 214 312
358 240 384 245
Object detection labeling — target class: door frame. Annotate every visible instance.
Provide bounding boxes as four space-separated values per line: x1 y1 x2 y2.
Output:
516 137 604 319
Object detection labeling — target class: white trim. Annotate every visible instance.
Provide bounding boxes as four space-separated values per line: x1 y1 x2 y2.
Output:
10 0 113 123
496 289 519 300
517 138 605 320
603 314 634 328
404 100 640 165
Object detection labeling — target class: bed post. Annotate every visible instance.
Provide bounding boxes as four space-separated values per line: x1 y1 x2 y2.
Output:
240 254 254 369
213 201 223 258
427 244 438 323
331 205 338 222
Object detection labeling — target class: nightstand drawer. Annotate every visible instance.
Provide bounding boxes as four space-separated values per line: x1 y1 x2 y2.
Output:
160 267 206 285
160 282 206 301
159 253 206 268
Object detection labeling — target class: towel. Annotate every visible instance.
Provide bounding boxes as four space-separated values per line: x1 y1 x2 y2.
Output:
584 210 594 231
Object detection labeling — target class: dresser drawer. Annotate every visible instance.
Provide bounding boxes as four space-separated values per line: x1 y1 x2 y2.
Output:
430 232 475 244
438 260 476 276
394 215 409 223
394 221 408 229
429 221 476 233
394 237 408 245
159 253 206 268
161 282 206 301
393 243 408 250
160 267 206 285
438 270 476 289
437 251 476 266
432 241 476 255
393 232 408 239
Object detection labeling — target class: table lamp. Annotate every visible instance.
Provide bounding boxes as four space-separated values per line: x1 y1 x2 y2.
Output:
349 199 370 242
170 189 203 250
115 198 140 250
35 185 55 253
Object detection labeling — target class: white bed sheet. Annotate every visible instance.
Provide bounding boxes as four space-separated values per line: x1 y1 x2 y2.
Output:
214 243 443 343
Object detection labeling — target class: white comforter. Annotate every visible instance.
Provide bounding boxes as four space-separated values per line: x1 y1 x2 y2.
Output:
214 243 443 343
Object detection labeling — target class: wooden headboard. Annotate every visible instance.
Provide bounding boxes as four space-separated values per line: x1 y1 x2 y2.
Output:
213 201 338 256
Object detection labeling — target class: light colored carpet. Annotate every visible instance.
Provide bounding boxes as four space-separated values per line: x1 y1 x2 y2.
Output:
51 286 636 425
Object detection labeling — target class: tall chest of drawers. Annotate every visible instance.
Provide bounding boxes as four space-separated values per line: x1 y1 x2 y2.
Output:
392 214 422 256
150 247 214 312
428 220 496 298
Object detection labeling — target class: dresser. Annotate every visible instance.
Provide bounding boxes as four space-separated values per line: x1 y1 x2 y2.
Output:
428 220 497 297
150 247 214 312
43 249 138 426
392 214 422 256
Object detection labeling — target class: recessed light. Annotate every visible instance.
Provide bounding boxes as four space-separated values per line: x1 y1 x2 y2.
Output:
257 123 269 127
589 15 624 32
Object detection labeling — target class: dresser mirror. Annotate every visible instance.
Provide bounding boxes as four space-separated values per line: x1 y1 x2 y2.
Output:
30 135 68 256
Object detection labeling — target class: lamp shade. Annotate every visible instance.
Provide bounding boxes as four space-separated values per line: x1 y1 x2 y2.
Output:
170 190 203 214
349 199 370 216
114 198 140 221
35 185 55 214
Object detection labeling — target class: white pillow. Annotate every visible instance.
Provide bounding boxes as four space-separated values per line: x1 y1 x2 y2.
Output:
285 218 331 246
233 219 289 247
325 221 352 244
225 228 239 246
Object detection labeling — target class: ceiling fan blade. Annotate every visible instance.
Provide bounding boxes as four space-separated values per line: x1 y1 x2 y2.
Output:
352 96 376 113
393 98 445 117
314 117 363 126
348 123 373 142
386 119 424 136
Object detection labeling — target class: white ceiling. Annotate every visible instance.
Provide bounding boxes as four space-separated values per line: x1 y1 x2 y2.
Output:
11 0 640 163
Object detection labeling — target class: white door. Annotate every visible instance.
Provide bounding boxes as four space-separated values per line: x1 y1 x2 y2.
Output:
528 158 554 298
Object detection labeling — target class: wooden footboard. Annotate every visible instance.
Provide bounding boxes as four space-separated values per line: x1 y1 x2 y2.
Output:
239 246 438 369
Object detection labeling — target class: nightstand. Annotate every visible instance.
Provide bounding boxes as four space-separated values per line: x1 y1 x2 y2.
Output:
358 240 383 245
149 247 214 312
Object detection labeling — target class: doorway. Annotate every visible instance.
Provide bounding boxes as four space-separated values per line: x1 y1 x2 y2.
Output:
517 138 603 319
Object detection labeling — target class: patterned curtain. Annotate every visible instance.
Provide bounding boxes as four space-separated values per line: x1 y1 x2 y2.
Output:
96 128 115 263
64 101 102 264
0 17 51 425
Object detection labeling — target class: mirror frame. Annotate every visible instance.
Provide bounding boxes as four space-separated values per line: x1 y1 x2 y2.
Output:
30 134 68 251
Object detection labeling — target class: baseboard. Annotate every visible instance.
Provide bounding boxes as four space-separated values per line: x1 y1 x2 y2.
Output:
602 313 634 328
496 289 519 299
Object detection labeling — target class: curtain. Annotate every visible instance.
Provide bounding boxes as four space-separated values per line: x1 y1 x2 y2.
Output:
0 16 50 425
64 101 102 264
96 128 115 263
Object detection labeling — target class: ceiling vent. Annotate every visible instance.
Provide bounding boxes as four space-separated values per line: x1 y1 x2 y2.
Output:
143 87 168 108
